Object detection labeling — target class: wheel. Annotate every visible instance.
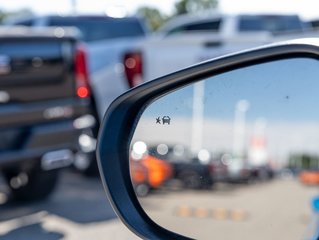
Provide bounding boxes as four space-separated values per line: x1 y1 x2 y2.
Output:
258 169 270 181
3 165 59 202
135 183 150 197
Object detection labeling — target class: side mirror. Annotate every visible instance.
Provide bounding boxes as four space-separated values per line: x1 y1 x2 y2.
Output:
97 39 319 239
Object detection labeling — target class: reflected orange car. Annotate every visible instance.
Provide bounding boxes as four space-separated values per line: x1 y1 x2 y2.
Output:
299 171 319 185
131 155 173 189
131 160 148 185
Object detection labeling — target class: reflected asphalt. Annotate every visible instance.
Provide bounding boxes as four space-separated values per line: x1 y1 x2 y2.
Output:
0 171 139 240
139 179 319 240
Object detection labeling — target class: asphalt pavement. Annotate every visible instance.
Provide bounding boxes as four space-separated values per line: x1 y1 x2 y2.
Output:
0 170 139 240
139 179 319 240
1 171 319 240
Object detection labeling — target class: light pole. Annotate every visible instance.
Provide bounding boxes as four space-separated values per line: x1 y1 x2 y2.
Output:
232 99 250 159
71 0 77 15
191 81 205 155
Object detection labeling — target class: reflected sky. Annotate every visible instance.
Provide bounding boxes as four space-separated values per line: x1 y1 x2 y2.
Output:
133 57 319 165
143 58 319 122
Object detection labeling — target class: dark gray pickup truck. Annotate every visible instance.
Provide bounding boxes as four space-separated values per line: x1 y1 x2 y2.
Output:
0 27 95 202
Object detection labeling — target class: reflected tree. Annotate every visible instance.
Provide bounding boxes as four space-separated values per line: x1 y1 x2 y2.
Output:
136 7 168 31
289 154 319 170
174 0 218 15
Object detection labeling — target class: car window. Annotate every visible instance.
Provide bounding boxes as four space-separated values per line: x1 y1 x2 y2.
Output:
166 19 221 35
10 19 33 26
48 17 146 42
309 19 319 29
239 15 304 33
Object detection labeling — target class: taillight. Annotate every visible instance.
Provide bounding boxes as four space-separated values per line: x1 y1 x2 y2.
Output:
75 44 90 98
123 52 143 88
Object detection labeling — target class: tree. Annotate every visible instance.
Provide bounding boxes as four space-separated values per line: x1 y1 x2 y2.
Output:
288 153 319 170
0 8 33 23
136 0 218 31
0 9 8 23
137 7 168 31
174 0 218 16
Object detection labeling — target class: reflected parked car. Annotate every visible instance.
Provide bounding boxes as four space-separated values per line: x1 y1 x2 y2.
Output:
250 165 274 181
147 144 215 189
130 154 173 196
299 170 319 185
208 156 229 183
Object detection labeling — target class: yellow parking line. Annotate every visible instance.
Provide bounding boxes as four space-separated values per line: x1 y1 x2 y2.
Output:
175 205 192 218
174 205 249 221
230 209 248 221
212 208 228 220
194 207 210 218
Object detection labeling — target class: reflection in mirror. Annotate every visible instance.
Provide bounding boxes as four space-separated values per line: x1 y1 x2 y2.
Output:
130 58 319 240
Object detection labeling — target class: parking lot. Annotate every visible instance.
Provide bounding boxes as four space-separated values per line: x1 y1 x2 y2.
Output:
0 171 138 240
0 171 318 240
140 178 319 240
1 2 319 239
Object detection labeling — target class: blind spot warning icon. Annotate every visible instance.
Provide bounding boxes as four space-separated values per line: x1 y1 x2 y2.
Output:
162 116 171 125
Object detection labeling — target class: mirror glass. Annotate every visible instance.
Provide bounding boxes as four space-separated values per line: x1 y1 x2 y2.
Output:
130 58 319 240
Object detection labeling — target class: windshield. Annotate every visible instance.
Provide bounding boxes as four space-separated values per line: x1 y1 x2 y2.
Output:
239 15 305 33
48 17 146 42
166 19 221 35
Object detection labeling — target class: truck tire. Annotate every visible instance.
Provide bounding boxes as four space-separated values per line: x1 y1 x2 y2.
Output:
83 153 100 177
3 165 59 203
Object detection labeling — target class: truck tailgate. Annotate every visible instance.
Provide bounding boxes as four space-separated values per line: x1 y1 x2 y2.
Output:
0 38 75 103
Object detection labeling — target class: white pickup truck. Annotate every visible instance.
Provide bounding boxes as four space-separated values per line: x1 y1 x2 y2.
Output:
6 15 148 119
7 15 148 174
136 12 316 82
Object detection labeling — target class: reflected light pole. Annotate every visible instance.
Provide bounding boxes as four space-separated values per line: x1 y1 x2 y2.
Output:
71 0 77 15
191 81 205 154
233 100 250 158
248 118 268 167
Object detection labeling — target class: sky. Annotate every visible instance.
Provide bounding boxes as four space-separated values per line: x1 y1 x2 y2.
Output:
133 58 319 162
143 58 319 122
1 0 319 20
